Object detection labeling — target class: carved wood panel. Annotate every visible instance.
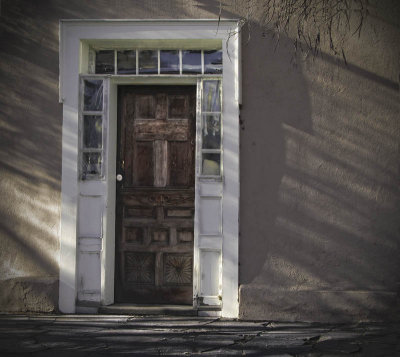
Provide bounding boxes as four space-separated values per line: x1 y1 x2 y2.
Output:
115 86 196 304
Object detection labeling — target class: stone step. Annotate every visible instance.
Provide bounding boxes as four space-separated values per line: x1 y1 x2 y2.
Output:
98 304 198 316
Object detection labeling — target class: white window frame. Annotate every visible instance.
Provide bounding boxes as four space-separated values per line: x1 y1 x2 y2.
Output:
59 19 240 317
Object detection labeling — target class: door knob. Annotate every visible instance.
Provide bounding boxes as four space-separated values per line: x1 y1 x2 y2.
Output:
116 174 123 182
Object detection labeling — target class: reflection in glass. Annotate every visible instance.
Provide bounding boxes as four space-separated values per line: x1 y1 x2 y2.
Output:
182 50 201 74
202 80 221 112
84 80 103 111
95 50 115 74
82 153 102 176
117 50 136 74
204 50 222 74
139 50 158 74
202 153 220 176
202 114 221 149
160 50 179 74
88 48 96 74
83 115 102 148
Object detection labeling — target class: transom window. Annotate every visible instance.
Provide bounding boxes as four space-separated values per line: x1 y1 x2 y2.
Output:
88 48 222 76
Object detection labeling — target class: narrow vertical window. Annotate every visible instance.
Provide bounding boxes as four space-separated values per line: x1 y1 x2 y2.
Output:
201 79 222 176
84 79 103 111
80 79 105 179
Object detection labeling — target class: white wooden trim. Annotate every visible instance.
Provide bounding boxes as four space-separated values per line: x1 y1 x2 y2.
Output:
221 35 240 317
59 20 240 317
102 79 117 305
61 19 238 23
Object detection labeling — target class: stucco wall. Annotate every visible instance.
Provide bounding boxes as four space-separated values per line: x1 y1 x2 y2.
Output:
0 0 399 320
0 0 62 312
239 3 400 321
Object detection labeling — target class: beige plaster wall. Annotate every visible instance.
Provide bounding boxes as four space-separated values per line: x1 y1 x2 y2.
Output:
239 2 400 321
0 0 399 320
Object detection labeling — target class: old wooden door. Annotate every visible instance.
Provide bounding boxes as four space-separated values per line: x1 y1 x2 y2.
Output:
115 85 196 305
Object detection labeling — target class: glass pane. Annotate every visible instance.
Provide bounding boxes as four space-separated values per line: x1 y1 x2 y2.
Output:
202 114 221 149
83 115 102 149
95 50 114 74
117 50 136 74
82 152 102 176
139 50 158 74
202 80 221 112
84 80 103 111
204 50 222 74
202 153 220 176
182 50 201 74
160 50 179 74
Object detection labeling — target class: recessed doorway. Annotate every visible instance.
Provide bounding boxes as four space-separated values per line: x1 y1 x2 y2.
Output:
114 85 196 305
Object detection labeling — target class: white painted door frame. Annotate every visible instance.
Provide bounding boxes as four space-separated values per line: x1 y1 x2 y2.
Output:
59 20 240 317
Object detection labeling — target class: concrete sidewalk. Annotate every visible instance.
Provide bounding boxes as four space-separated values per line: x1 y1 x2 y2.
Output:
0 315 399 356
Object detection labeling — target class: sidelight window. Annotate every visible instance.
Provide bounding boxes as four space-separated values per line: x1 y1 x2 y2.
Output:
200 79 222 177
80 79 106 179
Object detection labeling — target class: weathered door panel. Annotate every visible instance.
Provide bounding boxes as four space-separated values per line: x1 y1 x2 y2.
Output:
115 86 196 304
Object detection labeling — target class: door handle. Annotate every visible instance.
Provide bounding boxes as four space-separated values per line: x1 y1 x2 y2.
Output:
116 174 123 182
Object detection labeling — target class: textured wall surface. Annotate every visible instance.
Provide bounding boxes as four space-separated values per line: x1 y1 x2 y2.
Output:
0 0 399 320
238 2 400 321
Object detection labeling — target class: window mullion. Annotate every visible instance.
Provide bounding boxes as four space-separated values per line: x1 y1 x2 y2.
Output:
114 50 117 75
179 49 182 75
201 50 204 75
157 49 160 75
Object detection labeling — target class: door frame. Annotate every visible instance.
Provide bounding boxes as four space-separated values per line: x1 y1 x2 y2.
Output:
59 20 240 317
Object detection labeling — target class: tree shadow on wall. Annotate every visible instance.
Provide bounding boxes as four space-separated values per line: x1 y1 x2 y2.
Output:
239 22 313 284
210 4 400 322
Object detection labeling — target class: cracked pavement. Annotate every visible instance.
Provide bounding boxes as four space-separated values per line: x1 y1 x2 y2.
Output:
0 315 399 356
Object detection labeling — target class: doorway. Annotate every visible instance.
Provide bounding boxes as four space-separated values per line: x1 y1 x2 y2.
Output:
114 85 196 305
59 20 240 316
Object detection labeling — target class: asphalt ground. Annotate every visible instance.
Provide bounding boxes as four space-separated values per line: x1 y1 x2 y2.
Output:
0 315 399 356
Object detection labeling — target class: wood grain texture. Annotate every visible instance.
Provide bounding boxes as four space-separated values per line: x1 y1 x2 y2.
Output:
121 189 195 207
133 141 153 186
116 85 196 304
134 119 188 141
136 95 155 119
168 94 188 118
169 141 191 186
155 94 167 120
154 140 168 187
